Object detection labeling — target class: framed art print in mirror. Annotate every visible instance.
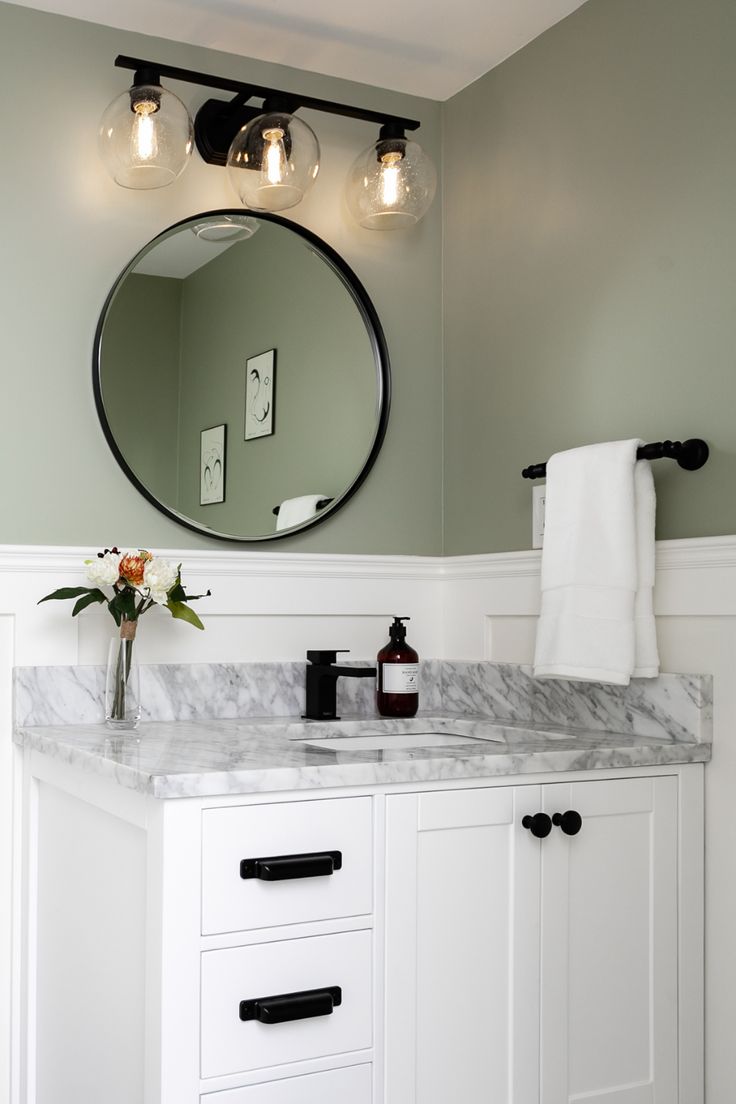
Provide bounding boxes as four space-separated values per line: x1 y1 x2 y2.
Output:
200 424 226 505
245 349 275 441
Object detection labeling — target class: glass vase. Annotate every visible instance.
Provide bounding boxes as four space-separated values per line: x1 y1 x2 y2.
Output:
105 619 140 730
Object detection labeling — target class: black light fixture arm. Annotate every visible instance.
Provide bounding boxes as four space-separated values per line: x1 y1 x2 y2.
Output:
115 54 421 166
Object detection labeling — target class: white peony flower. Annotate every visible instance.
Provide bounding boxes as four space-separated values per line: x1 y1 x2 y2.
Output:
86 551 120 588
143 557 178 605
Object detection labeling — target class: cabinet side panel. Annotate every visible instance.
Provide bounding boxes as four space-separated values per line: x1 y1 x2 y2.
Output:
35 783 146 1104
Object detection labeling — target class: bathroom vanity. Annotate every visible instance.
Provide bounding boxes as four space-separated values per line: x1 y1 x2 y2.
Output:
14 663 710 1104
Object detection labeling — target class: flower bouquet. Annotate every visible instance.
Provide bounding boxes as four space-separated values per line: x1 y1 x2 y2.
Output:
39 548 211 728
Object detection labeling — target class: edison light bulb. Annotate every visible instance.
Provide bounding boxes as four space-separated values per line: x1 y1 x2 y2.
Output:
131 98 158 162
380 150 402 208
263 126 286 185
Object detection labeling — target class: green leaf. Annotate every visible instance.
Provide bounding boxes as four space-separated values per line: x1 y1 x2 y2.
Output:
38 586 94 605
168 581 186 603
168 571 211 604
109 589 137 623
165 600 205 630
71 590 106 617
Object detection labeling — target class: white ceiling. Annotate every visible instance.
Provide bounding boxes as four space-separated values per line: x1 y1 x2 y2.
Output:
10 0 588 100
133 232 235 279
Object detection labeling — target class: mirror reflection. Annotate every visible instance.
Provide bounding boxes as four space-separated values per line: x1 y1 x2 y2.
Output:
94 211 389 541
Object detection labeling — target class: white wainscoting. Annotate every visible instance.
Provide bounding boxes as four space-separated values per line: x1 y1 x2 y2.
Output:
2 538 735 1104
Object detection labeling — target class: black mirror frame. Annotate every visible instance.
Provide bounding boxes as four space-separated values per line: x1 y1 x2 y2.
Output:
92 209 391 543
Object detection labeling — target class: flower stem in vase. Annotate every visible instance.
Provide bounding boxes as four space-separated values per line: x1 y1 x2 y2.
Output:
106 618 140 730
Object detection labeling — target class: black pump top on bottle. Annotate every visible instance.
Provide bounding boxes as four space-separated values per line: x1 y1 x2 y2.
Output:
389 616 410 643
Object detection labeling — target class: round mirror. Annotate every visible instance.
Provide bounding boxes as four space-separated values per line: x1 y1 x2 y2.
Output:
94 210 390 541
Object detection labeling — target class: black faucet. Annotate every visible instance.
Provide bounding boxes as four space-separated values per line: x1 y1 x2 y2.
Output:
304 650 377 720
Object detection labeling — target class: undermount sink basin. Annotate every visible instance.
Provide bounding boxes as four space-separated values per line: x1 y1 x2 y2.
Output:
299 717 507 752
304 732 486 751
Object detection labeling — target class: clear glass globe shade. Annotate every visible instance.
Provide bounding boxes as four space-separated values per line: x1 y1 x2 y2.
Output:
98 84 193 190
191 215 260 242
346 138 437 230
226 112 320 212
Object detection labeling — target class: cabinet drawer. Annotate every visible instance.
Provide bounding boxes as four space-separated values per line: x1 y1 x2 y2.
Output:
202 798 373 935
201 930 372 1078
200 1063 371 1103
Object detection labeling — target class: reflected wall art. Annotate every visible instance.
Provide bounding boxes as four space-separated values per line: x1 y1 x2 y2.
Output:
200 424 226 505
245 349 276 440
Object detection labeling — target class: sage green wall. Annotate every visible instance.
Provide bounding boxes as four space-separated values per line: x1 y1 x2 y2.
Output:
442 0 736 553
176 225 376 535
100 274 181 506
0 2 442 553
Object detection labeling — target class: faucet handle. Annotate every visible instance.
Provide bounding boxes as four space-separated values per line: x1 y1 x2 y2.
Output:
306 649 349 666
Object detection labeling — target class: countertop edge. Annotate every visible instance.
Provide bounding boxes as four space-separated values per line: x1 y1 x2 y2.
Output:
17 723 711 800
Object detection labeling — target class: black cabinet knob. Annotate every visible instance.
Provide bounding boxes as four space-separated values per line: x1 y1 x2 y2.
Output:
552 810 583 836
522 812 553 838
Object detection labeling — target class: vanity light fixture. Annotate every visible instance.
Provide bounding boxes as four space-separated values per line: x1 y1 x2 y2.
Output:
100 56 435 228
98 65 194 189
346 121 437 230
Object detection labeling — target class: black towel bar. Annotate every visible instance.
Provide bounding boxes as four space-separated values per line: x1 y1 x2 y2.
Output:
521 438 709 480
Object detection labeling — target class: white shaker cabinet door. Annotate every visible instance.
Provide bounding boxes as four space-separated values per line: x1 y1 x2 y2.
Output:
384 785 543 1104
539 776 678 1104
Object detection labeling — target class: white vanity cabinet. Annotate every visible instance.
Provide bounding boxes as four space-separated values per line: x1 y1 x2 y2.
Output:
26 781 376 1104
23 757 703 1104
384 772 701 1104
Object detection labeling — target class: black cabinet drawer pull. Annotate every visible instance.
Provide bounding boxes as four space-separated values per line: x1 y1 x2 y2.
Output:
522 813 553 838
552 810 583 836
239 985 342 1024
240 850 342 881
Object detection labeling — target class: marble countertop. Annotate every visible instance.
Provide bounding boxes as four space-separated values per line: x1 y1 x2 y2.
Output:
14 712 711 799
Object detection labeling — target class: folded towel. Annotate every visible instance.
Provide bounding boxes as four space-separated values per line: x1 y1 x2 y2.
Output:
533 439 659 685
276 494 330 531
632 459 659 677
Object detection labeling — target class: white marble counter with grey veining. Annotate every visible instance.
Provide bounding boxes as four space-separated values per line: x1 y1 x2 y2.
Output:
14 660 712 798
14 710 711 800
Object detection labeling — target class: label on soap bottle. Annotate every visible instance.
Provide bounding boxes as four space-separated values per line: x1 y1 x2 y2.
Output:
382 663 419 694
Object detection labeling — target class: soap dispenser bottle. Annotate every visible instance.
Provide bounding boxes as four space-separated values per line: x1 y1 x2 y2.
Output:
377 616 419 717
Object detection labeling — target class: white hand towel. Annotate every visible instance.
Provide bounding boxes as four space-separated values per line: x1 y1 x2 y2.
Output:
276 494 329 531
632 459 659 676
533 439 659 685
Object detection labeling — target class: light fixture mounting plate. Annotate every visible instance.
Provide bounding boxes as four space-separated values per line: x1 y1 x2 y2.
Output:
194 98 263 166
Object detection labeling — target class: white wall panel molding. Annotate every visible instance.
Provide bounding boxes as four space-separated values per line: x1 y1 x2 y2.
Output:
440 550 542 580
441 534 736 581
440 536 736 658
2 534 735 581
1 537 734 669
0 546 446 582
654 535 736 572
